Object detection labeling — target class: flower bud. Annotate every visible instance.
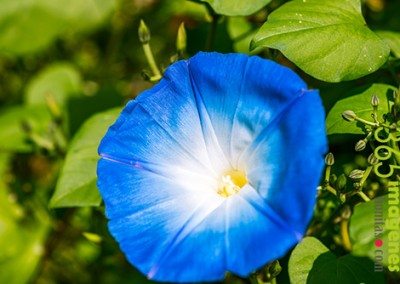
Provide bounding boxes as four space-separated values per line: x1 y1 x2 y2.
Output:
342 110 356 122
325 152 334 166
371 95 379 107
336 174 347 190
329 173 337 184
176 23 187 54
367 153 379 165
355 139 366 152
268 260 282 279
138 20 151 44
349 169 364 180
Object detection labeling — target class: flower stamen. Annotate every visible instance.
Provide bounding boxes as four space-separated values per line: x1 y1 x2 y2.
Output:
217 170 247 197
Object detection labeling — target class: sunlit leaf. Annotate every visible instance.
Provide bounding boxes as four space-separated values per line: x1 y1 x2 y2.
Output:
252 0 390 82
288 237 332 284
289 237 385 284
326 84 396 135
50 108 121 208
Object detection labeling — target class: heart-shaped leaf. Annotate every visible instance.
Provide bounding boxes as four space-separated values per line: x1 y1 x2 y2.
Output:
252 0 390 82
289 237 385 284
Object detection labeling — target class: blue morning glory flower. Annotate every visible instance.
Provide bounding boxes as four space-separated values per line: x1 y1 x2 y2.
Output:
97 52 327 282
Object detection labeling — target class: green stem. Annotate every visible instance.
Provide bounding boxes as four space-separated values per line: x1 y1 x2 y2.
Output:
359 166 372 187
357 191 371 202
206 12 219 50
324 165 331 183
340 219 352 251
372 109 378 123
356 166 372 202
354 117 378 127
142 43 162 79
325 185 337 196
30 133 55 152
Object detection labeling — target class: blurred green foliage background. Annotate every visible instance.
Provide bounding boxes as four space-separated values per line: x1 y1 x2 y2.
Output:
0 1 215 283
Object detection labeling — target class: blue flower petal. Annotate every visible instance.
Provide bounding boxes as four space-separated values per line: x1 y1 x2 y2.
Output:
99 58 230 176
146 203 226 282
225 186 299 276
244 89 327 233
98 158 224 280
187 52 308 168
97 52 327 282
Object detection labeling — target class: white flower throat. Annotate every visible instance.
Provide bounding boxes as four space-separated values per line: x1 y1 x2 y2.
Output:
217 169 247 197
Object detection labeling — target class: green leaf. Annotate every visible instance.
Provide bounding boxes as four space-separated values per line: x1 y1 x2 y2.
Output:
289 237 385 284
0 105 52 152
251 0 390 82
288 237 332 284
349 195 389 266
376 30 400 58
200 0 270 16
25 63 82 107
0 0 115 56
326 84 396 135
49 108 121 208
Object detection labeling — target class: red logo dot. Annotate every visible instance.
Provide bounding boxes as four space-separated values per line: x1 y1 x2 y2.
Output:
375 239 383 247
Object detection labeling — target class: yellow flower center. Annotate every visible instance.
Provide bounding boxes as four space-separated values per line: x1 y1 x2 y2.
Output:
217 169 247 197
